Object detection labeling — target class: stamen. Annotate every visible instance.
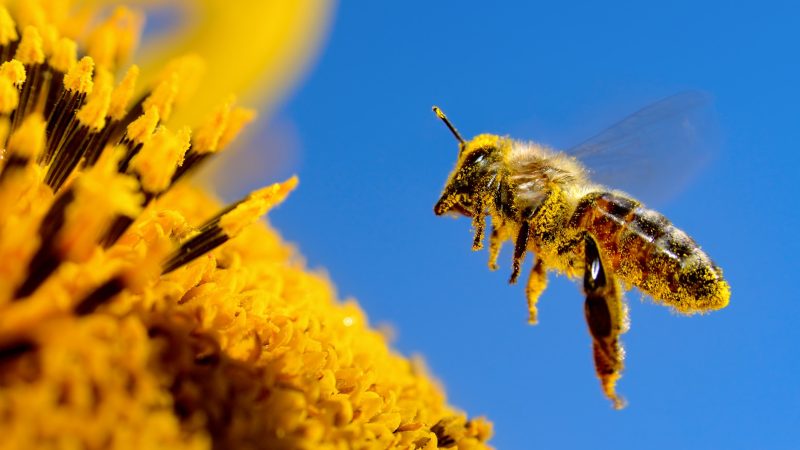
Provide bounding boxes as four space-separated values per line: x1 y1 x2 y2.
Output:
116 106 159 173
162 176 298 274
76 81 111 131
142 72 178 122
14 26 44 66
128 125 191 195
43 56 95 165
15 147 143 298
0 77 18 114
0 7 18 48
14 2 46 30
108 65 139 121
63 56 94 94
39 24 58 58
6 113 45 160
87 7 143 70
192 97 234 154
157 54 205 106
13 190 75 299
124 106 159 145
0 113 45 181
218 107 257 149
0 60 26 85
44 83 112 190
172 108 256 184
171 98 239 182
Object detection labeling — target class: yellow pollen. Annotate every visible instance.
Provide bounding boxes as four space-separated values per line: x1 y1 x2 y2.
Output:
192 97 234 154
6 113 45 159
49 37 78 73
142 71 178 122
0 7 17 46
92 67 115 96
158 54 206 106
40 24 58 57
86 24 116 70
76 84 112 131
218 107 257 149
128 125 191 193
14 1 46 30
0 78 18 114
87 7 143 70
0 60 26 86
60 161 143 262
175 126 191 167
219 176 299 237
63 56 95 94
88 146 145 219
108 65 139 121
14 26 45 66
125 106 159 145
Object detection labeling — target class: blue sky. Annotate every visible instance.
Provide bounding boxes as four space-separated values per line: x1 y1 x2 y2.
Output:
241 1 798 448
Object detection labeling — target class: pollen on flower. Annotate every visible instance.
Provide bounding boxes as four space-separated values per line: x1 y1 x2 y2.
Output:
0 3 493 449
63 55 94 93
14 26 44 65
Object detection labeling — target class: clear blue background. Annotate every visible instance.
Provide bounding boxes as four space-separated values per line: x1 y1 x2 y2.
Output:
247 2 797 448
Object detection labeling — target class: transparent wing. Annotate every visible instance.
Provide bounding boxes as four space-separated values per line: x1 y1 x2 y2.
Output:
567 91 720 205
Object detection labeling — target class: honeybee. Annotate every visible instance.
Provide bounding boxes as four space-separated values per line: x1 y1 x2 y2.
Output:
432 94 730 409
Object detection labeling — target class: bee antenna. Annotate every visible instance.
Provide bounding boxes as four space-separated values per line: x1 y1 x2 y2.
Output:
432 106 465 145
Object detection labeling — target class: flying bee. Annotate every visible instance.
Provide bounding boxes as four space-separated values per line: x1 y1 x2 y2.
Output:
432 94 730 409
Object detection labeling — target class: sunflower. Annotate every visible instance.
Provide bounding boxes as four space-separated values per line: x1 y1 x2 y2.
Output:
0 1 493 449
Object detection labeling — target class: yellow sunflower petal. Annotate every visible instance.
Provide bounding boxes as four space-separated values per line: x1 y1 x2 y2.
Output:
114 0 334 125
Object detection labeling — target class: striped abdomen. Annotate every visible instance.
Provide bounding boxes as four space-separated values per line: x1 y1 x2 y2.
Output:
571 192 729 313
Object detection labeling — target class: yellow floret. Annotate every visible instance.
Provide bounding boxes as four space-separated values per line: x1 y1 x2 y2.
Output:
143 71 178 122
6 113 45 159
49 37 77 73
14 26 45 65
128 125 191 193
157 54 206 107
39 24 58 57
0 77 18 114
109 65 139 120
87 7 143 69
192 97 233 154
219 176 298 237
126 106 160 144
0 6 17 46
63 56 94 94
0 60 25 85
58 148 143 261
76 83 112 130
218 107 257 149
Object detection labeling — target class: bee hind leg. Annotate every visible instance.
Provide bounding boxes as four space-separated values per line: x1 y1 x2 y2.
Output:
525 258 548 325
583 234 628 409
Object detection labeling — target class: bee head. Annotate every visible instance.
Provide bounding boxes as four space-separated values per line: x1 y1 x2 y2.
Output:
432 107 504 217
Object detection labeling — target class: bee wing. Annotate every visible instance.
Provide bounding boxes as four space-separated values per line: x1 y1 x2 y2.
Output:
567 91 720 206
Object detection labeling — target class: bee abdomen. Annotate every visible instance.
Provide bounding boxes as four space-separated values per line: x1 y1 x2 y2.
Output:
572 192 730 313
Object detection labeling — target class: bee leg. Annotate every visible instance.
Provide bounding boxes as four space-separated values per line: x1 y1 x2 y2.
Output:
471 200 486 250
525 258 547 325
509 221 530 284
488 224 502 271
583 234 627 409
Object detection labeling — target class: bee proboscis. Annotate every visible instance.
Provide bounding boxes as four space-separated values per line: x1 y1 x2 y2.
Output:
432 98 730 409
